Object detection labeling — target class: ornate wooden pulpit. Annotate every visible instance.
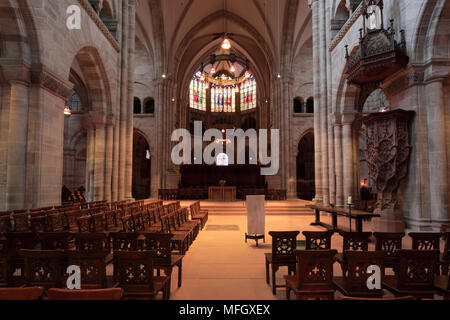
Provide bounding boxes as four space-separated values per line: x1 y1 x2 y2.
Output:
363 109 415 232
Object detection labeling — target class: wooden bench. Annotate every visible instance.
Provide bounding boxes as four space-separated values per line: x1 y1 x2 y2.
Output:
306 204 380 233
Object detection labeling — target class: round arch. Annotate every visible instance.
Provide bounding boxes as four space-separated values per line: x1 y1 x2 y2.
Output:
132 129 152 200
296 130 315 200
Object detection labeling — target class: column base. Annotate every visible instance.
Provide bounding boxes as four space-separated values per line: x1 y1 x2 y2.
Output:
371 209 405 232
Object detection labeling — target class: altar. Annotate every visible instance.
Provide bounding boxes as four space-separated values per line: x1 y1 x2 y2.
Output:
208 186 236 201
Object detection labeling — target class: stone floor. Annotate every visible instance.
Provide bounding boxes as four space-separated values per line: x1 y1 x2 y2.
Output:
167 214 445 300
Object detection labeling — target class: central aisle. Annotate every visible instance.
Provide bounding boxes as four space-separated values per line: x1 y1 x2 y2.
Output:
170 215 325 300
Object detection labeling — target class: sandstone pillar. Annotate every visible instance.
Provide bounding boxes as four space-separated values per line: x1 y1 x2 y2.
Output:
332 114 344 207
426 79 449 227
342 113 356 205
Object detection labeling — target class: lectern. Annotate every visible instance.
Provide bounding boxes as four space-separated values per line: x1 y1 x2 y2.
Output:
245 195 265 246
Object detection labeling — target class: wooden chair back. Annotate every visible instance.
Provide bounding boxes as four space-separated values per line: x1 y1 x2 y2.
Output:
64 210 82 232
373 232 404 257
269 231 300 263
295 250 337 290
121 215 135 232
91 213 106 233
132 212 145 232
409 232 441 251
141 233 174 265
0 287 44 300
20 249 64 289
38 232 70 250
66 251 108 289
302 231 334 250
396 249 440 291
30 216 51 233
110 232 139 252
47 288 123 300
4 232 36 250
77 216 93 233
114 250 157 295
0 215 13 234
345 251 384 291
13 213 29 232
74 233 109 252
339 232 372 251
105 210 118 230
48 213 65 232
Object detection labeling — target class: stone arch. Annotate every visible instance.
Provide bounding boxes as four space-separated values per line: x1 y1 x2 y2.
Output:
70 46 112 114
143 97 155 114
134 97 142 114
296 129 315 200
293 97 304 113
132 129 152 200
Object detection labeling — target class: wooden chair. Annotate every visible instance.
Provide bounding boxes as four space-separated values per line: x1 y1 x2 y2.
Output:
66 251 108 289
20 249 64 289
302 231 334 250
434 268 449 300
1 232 37 286
114 251 170 300
121 215 135 232
189 202 208 229
285 250 337 300
383 249 440 299
341 295 415 300
131 212 146 232
333 251 385 298
162 215 189 255
13 213 29 232
29 215 51 233
91 213 107 233
410 232 441 251
47 288 123 300
37 232 70 250
48 213 66 232
373 232 404 275
142 232 183 296
265 231 300 295
0 287 44 300
105 210 120 232
77 216 93 233
0 215 13 235
178 207 200 240
110 232 140 252
440 232 450 276
74 233 109 252
334 232 372 276
169 212 193 247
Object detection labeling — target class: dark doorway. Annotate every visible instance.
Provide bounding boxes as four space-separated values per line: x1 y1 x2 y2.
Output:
297 132 315 200
132 131 151 199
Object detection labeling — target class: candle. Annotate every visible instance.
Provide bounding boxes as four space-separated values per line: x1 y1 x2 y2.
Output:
348 196 353 205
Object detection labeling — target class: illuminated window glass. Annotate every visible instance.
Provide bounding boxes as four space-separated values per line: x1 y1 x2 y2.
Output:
211 85 235 113
240 78 256 111
189 78 206 111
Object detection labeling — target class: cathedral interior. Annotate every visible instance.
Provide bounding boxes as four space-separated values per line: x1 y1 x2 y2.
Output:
0 0 449 303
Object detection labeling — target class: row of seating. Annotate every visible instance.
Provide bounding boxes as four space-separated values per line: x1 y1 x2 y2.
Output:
265 230 450 299
0 200 210 300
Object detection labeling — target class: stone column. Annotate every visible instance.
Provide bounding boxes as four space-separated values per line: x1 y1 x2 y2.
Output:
93 124 106 201
342 112 356 204
332 114 344 207
125 0 136 200
118 0 129 200
310 0 322 203
104 116 114 202
426 78 449 227
318 0 329 205
6 81 29 209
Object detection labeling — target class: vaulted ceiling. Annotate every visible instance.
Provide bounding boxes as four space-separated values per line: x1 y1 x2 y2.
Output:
135 0 312 91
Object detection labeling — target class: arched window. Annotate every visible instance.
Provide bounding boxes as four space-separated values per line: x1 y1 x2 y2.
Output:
211 84 236 113
144 98 155 114
68 90 84 113
190 78 207 111
306 97 314 113
240 77 257 111
293 97 304 113
134 97 141 114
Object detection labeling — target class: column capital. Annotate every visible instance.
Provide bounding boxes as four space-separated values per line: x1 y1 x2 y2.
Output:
341 111 358 125
86 111 107 128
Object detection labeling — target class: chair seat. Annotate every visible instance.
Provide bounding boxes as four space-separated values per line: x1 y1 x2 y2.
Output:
285 275 335 295
333 277 384 298
434 276 449 292
383 276 435 297
265 253 296 265
155 254 183 268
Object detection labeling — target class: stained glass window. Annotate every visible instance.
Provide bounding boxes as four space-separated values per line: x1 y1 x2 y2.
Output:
68 90 84 112
189 78 206 111
240 78 256 111
211 85 236 113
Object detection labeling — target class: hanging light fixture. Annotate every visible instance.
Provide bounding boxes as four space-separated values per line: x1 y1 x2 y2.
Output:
64 105 72 116
230 64 236 73
221 38 231 50
221 0 231 50
210 66 216 74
